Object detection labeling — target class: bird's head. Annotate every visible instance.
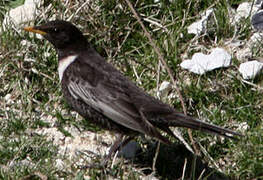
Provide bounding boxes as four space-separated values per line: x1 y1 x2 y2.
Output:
24 20 86 51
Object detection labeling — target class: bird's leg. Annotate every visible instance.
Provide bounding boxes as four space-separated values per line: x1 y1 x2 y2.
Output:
106 134 124 160
81 135 134 169
101 135 134 166
81 135 124 169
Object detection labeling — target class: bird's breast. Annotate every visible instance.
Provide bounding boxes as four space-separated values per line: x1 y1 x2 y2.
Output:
58 55 78 82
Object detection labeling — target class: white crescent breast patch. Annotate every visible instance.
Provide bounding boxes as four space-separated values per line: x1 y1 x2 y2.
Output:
58 55 78 81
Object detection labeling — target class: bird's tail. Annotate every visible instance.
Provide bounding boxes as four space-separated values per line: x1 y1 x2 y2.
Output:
165 112 242 139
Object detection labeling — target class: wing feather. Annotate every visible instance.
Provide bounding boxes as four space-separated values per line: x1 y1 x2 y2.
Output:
67 75 146 134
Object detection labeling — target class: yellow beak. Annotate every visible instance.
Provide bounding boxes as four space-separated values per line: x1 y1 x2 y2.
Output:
24 27 47 35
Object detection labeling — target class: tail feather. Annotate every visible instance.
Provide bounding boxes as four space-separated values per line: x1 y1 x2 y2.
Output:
165 113 243 139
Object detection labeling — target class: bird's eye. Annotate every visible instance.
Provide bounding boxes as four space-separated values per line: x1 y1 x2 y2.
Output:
54 28 59 33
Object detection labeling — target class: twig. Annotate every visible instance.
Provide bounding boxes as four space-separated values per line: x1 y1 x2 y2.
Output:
241 79 263 91
152 141 160 172
124 0 199 154
182 158 187 180
198 142 223 173
198 169 206 180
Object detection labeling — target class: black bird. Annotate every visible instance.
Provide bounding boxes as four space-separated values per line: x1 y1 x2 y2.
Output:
24 20 241 158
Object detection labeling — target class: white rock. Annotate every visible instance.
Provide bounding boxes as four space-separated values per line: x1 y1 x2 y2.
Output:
157 81 172 99
187 8 214 35
234 2 259 23
238 60 263 79
180 48 231 74
2 0 41 31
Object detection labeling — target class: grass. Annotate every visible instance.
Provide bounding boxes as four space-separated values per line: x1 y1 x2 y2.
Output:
0 0 262 179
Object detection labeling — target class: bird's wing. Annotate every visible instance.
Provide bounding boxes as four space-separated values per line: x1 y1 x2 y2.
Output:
64 55 150 134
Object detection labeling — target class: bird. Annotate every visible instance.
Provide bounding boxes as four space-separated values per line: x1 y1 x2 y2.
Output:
24 20 242 160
